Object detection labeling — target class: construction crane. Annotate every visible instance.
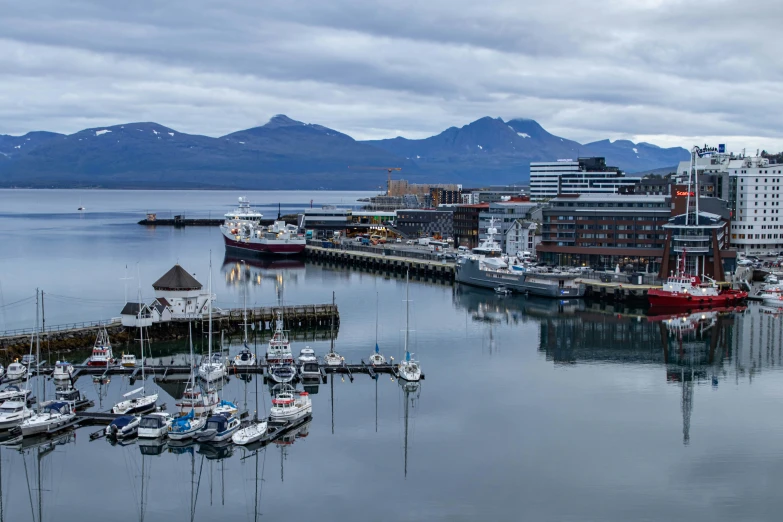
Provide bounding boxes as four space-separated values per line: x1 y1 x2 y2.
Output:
348 166 402 195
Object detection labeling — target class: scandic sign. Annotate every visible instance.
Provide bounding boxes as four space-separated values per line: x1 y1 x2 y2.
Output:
676 190 695 197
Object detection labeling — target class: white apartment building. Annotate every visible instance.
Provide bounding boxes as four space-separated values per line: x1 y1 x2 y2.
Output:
529 157 637 200
728 155 783 254
505 220 539 257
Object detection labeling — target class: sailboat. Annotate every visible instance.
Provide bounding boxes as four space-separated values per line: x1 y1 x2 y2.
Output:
369 291 386 366
323 292 342 366
233 282 256 368
0 325 36 429
397 271 421 382
112 279 157 415
170 322 210 439
198 263 227 382
21 290 76 437
233 335 269 446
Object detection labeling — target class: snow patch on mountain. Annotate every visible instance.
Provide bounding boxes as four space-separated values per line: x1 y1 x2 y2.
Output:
95 129 111 136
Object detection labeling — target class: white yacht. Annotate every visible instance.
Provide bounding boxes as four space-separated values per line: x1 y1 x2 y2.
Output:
760 285 783 306
0 400 34 429
112 293 157 415
196 412 241 442
297 347 316 364
168 409 207 441
270 387 312 422
21 401 75 436
0 385 31 403
106 415 140 439
324 293 342 366
269 364 296 384
232 419 269 445
198 353 227 382
233 287 256 368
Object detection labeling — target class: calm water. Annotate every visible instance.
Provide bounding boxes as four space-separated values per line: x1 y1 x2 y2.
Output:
1 190 783 522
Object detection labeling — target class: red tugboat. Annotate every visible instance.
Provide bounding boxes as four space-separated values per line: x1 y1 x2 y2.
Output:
648 256 747 309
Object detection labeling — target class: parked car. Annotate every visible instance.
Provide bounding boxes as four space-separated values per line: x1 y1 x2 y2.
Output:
396 237 402 243
768 251 777 256
737 259 753 267
406 240 415 245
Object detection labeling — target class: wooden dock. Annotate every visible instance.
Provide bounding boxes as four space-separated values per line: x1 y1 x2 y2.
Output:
305 245 455 281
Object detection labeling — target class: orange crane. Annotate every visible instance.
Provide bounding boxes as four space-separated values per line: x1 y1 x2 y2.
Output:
348 166 402 195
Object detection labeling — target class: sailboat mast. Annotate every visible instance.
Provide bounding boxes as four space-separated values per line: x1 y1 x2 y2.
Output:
243 277 248 345
35 289 40 413
188 321 195 391
208 254 213 364
138 266 146 395
405 271 410 356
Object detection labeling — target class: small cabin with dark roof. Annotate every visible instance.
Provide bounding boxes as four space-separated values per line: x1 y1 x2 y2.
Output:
120 302 154 327
121 264 214 323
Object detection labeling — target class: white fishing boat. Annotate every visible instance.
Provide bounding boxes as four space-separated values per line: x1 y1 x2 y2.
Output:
52 361 74 382
266 311 294 365
5 361 28 381
269 387 312 422
87 327 115 367
112 288 157 415
105 415 140 439
220 197 306 256
297 347 316 364
760 285 783 306
121 354 137 368
196 412 241 442
0 400 34 429
138 412 173 438
398 271 422 382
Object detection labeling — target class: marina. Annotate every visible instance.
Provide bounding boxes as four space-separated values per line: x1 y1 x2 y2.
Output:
0 189 780 522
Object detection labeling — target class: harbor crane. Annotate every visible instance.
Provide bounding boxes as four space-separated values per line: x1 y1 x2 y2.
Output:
348 166 402 195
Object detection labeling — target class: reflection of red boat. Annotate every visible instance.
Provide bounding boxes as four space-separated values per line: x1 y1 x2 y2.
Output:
646 305 747 321
648 258 747 309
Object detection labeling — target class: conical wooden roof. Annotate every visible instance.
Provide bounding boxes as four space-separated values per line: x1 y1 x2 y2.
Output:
152 264 202 290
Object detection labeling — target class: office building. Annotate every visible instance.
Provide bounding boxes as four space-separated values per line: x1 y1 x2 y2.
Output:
529 157 637 200
454 204 490 248
728 154 783 254
395 209 454 238
477 200 540 251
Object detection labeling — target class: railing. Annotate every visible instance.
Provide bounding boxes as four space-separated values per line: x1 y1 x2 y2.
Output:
307 240 452 262
672 246 709 253
1 317 121 338
672 235 710 241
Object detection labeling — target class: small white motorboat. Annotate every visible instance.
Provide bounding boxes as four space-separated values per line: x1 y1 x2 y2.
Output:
121 354 137 368
138 412 173 438
269 364 296 384
5 361 28 382
297 347 317 364
300 361 320 379
0 400 34 429
324 351 343 366
52 361 75 382
270 387 312 422
232 419 269 446
106 415 140 439
0 385 31 403
198 353 227 382
233 345 256 367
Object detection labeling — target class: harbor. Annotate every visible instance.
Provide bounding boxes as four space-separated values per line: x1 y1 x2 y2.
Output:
0 189 779 522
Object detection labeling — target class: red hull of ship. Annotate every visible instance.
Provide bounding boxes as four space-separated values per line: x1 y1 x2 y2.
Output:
223 235 305 256
647 289 747 309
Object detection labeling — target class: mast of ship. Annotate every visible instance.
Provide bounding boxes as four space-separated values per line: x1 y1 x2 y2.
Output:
137 265 147 398
35 289 41 414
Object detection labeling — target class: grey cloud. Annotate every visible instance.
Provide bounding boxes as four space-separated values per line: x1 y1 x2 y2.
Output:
0 0 780 152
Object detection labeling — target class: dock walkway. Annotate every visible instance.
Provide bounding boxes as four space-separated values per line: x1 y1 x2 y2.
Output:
305 245 455 281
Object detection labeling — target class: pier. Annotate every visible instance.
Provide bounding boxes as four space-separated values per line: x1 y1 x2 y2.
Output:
305 244 455 281
0 303 339 357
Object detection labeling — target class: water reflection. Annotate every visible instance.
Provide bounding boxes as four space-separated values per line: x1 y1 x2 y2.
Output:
221 254 305 292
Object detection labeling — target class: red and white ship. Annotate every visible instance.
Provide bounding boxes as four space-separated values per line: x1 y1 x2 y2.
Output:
87 327 115 367
220 197 306 255
648 257 747 309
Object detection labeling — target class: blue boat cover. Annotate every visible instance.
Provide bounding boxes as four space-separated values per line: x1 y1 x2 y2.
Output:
112 415 135 427
219 400 236 409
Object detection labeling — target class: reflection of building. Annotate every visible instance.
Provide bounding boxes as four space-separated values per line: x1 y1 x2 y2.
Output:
221 255 304 290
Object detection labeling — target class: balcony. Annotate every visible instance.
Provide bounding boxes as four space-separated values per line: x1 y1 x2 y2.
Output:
672 235 710 241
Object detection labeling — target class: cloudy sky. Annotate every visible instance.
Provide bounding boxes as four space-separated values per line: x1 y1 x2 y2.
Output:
1 0 781 152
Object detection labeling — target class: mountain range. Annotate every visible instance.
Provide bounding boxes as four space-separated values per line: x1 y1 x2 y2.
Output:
0 115 688 189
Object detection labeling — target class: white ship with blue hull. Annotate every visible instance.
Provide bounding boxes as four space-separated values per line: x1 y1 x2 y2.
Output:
455 219 585 299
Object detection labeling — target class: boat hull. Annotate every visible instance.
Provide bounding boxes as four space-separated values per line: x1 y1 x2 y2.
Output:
270 408 311 422
223 234 305 256
456 259 585 298
21 414 75 436
647 290 747 309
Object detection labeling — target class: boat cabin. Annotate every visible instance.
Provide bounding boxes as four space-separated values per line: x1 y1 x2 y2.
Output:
205 413 234 433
